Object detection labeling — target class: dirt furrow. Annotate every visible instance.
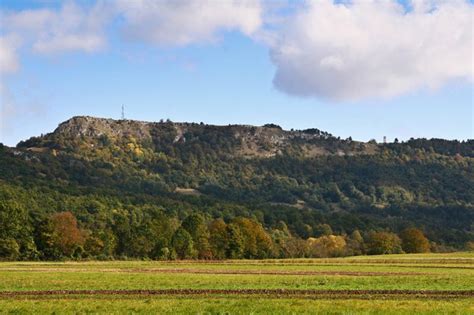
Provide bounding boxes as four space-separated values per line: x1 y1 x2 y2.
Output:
0 268 432 276
1 289 472 298
126 269 430 276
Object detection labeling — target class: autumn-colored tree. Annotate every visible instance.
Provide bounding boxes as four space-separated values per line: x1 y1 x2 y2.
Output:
307 235 347 258
208 218 228 259
400 228 430 253
280 237 309 258
48 212 85 258
232 217 274 258
366 231 403 255
465 241 474 251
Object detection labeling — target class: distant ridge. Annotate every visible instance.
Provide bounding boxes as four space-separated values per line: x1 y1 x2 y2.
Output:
18 115 378 158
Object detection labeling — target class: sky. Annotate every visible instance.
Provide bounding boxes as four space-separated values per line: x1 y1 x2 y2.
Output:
0 0 473 146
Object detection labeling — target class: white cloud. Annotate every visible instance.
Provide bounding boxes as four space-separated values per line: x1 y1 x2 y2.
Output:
1 0 472 104
2 1 110 55
0 35 21 75
116 0 262 46
0 35 21 137
269 0 474 101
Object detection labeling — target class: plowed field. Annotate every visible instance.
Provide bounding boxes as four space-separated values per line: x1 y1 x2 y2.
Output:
0 252 473 314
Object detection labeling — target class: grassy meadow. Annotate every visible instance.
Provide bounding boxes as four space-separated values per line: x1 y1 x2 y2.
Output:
0 252 472 314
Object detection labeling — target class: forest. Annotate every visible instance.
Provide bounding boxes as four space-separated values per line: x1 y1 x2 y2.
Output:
0 116 472 260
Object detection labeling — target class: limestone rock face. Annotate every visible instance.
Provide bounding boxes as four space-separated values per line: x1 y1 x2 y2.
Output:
18 115 378 158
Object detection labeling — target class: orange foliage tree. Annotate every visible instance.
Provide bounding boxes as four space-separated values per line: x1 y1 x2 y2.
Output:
50 211 85 257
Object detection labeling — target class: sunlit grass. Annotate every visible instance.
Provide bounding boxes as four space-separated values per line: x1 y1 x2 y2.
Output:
0 252 472 314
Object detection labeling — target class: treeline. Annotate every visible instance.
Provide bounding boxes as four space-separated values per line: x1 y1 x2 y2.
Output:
1 197 447 261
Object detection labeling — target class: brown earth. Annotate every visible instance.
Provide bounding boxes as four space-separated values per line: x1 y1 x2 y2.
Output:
0 267 432 276
0 289 472 299
124 268 431 276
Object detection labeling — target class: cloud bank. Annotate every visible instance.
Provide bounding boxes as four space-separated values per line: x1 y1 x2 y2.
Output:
269 0 474 101
0 0 472 102
116 0 262 46
2 2 110 55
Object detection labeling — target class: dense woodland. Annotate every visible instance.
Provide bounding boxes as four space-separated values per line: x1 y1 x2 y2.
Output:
0 116 473 260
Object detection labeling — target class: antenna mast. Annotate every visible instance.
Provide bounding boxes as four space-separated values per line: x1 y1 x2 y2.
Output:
121 105 125 120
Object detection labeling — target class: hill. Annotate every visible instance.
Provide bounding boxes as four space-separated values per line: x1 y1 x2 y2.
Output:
0 116 473 260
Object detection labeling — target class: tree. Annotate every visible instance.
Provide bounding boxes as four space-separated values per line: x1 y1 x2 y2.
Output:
280 237 309 258
0 239 20 260
314 224 333 237
232 217 274 258
226 223 244 259
171 227 195 259
345 230 365 256
49 212 85 258
181 214 211 259
307 235 347 258
0 200 24 240
208 218 228 259
400 228 430 253
0 199 37 260
366 231 402 255
83 234 105 257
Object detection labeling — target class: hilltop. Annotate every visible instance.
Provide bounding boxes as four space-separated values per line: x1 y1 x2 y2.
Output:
0 116 473 260
18 116 377 158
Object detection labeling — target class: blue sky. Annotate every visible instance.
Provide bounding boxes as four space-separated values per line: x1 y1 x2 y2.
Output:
1 0 472 146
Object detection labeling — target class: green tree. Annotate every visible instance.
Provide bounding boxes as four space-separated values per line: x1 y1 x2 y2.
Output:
36 218 63 260
225 223 244 259
0 239 20 260
181 214 211 259
208 218 228 259
314 224 333 237
345 230 365 256
0 199 37 260
171 227 196 259
366 231 403 255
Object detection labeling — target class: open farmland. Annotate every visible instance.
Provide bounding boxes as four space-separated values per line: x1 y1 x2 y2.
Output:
0 253 473 314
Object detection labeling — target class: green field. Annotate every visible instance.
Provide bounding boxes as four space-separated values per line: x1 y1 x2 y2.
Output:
0 253 473 314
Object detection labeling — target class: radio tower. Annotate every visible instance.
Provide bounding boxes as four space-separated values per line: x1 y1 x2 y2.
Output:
121 105 125 120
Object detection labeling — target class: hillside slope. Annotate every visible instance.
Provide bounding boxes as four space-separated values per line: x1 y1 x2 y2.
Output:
0 116 473 259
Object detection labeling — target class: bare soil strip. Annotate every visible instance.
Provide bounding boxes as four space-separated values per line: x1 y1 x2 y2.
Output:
0 268 431 276
1 289 472 298
126 268 430 276
143 259 474 265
